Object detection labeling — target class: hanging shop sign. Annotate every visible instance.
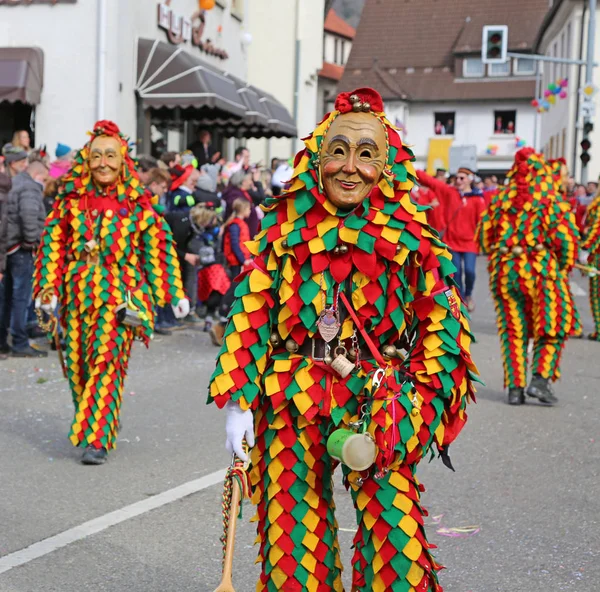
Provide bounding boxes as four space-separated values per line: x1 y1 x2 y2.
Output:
157 2 229 60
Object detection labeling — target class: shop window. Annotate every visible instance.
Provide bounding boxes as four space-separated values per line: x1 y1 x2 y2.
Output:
494 110 516 135
434 112 455 136
515 58 536 75
489 61 510 77
463 58 484 77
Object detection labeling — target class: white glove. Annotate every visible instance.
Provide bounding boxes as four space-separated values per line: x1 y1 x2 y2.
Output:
172 298 190 319
579 250 590 265
35 294 58 314
225 400 255 462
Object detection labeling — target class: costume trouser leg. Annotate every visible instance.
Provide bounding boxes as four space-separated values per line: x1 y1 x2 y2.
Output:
589 273 600 336
65 303 133 450
531 335 563 381
250 403 343 591
250 401 442 591
346 466 442 592
491 275 530 388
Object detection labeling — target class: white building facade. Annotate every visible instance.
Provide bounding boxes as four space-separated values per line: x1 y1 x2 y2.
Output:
0 0 301 160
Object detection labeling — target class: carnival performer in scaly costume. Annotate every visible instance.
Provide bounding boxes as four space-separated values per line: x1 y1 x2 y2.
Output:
208 88 478 591
33 120 188 465
476 148 579 407
579 186 600 340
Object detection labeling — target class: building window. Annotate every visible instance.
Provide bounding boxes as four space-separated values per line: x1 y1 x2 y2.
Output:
489 61 510 77
515 58 536 75
230 0 244 20
340 40 346 65
334 38 340 64
463 58 484 77
434 112 455 135
494 110 517 134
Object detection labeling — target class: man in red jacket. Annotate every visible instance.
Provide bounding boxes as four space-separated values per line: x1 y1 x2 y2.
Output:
417 167 486 311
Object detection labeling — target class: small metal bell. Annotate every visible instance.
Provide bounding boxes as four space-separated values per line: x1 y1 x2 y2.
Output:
362 102 371 111
382 345 397 360
339 244 349 254
347 348 358 362
282 239 288 249
395 244 402 253
270 333 281 347
333 246 340 255
534 243 544 252
349 94 359 103
512 245 524 256
352 101 363 112
499 246 509 255
324 354 334 365
285 339 299 353
411 408 420 417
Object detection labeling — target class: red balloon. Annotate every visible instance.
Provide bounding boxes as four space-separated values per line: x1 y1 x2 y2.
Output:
199 0 215 9
531 99 539 107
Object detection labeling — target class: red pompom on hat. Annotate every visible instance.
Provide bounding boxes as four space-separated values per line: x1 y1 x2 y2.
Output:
92 120 122 138
170 164 194 191
514 147 536 164
335 88 384 114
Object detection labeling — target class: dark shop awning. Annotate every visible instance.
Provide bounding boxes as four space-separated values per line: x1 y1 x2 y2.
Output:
0 47 44 104
136 39 296 138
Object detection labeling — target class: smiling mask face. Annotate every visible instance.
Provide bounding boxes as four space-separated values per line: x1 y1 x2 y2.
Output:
320 111 387 210
88 135 123 188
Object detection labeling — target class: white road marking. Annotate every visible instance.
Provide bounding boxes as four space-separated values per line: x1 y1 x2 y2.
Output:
0 468 227 575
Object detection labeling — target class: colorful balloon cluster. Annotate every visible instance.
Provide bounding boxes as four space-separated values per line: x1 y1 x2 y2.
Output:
486 144 499 156
531 78 569 113
515 137 527 148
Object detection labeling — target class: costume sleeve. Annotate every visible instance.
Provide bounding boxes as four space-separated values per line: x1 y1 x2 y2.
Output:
208 249 278 410
475 194 498 253
582 199 600 252
0 199 8 274
139 205 185 307
400 237 478 455
548 199 579 272
33 197 69 300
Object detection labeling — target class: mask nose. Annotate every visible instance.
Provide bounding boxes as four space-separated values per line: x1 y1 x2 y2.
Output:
342 148 357 174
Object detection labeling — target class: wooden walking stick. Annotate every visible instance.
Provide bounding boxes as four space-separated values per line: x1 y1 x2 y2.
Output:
213 449 250 592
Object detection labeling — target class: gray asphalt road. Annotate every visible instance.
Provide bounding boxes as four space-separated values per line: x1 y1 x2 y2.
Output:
0 257 598 592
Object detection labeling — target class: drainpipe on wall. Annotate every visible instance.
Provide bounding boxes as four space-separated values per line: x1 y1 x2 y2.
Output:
573 2 588 177
292 0 301 154
96 0 108 121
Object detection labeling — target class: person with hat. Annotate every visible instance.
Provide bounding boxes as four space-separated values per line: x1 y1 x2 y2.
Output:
167 164 201 213
0 156 11 349
207 88 478 591
32 120 189 465
2 143 28 179
416 165 485 312
476 148 579 406
49 143 74 180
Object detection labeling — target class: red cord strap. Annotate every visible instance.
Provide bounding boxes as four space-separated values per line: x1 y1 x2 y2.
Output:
339 291 387 367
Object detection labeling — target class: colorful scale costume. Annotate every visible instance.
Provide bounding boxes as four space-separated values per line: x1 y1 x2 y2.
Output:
33 121 185 451
581 195 600 339
476 148 579 389
209 89 478 591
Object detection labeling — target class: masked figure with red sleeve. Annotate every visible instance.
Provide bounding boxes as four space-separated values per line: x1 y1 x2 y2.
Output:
416 167 486 312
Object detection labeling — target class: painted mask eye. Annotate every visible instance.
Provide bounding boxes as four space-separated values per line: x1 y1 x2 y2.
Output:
333 146 345 156
360 149 372 159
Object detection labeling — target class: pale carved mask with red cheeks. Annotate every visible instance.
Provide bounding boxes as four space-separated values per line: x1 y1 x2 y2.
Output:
320 111 387 210
88 135 123 188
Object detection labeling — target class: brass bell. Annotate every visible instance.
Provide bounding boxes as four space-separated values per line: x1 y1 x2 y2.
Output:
349 94 359 103
324 354 334 365
347 348 358 362
396 244 402 254
285 339 299 353
339 244 349 254
534 243 544 252
499 246 509 255
411 408 420 417
362 102 371 111
382 345 397 360
352 101 363 112
270 333 281 347
333 246 340 254
512 245 524 256
281 239 288 249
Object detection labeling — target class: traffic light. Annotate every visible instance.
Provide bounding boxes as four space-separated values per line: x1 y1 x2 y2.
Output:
581 138 592 166
482 25 508 64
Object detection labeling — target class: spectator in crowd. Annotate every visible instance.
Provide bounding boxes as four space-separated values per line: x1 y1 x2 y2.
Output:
417 166 486 312
411 184 444 234
194 165 220 205
42 177 60 215
188 204 230 343
164 203 202 324
447 173 457 187
271 158 293 197
136 154 159 185
160 151 180 171
222 169 263 238
434 120 446 135
211 198 253 346
168 164 202 212
234 146 250 172
483 176 498 207
270 157 280 173
188 130 221 168
11 130 31 153
566 175 576 200
435 168 447 181
146 167 170 202
0 160 49 357
2 144 28 178
586 181 598 203
0 157 10 359
48 143 73 179
483 176 497 191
